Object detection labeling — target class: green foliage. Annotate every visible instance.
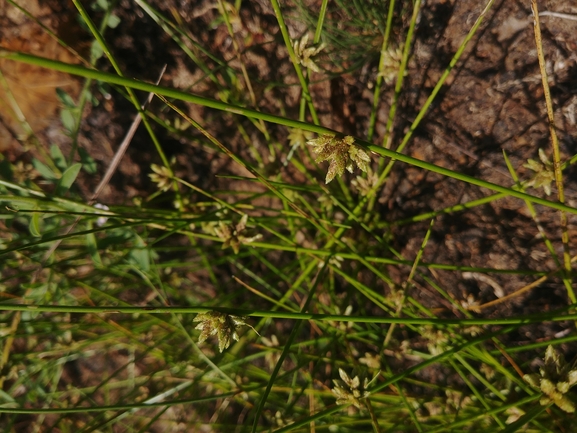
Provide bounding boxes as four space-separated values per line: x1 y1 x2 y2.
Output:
1 0 576 432
54 163 82 196
78 147 97 174
56 89 79 134
294 0 393 71
31 158 58 180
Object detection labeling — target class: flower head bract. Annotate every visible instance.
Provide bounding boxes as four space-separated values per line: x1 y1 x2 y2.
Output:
523 345 577 413
292 33 326 73
149 164 173 192
193 311 249 353
307 135 371 183
331 368 371 409
214 214 262 254
523 148 555 196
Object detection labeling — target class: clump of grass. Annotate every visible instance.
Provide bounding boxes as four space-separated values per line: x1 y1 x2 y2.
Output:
0 0 577 432
293 0 398 72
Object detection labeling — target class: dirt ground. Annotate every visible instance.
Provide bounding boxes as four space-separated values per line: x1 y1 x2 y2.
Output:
2 0 577 429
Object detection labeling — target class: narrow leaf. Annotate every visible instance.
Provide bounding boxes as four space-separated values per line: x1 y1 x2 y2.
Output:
79 148 97 174
60 109 76 133
128 234 150 272
32 158 58 181
29 212 41 237
54 163 82 196
50 144 67 171
85 221 102 267
55 88 76 108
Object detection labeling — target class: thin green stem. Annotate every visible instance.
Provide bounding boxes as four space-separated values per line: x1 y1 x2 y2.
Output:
313 0 329 44
380 0 421 150
71 0 171 169
0 390 248 414
365 0 497 216
503 150 561 268
531 0 574 303
1 304 576 325
4 50 575 216
251 261 328 431
367 0 396 142
269 0 319 124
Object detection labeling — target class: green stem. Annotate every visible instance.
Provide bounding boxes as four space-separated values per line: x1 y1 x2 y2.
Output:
2 50 577 216
269 0 319 124
367 0 396 142
71 0 171 169
0 389 249 414
380 0 421 150
0 303 575 325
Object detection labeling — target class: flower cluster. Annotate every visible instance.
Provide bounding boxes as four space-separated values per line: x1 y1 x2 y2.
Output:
149 164 173 192
351 170 378 196
307 135 371 183
523 345 577 413
214 214 262 254
421 326 451 357
523 148 555 196
292 34 326 73
378 45 405 84
331 368 371 409
193 311 248 353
